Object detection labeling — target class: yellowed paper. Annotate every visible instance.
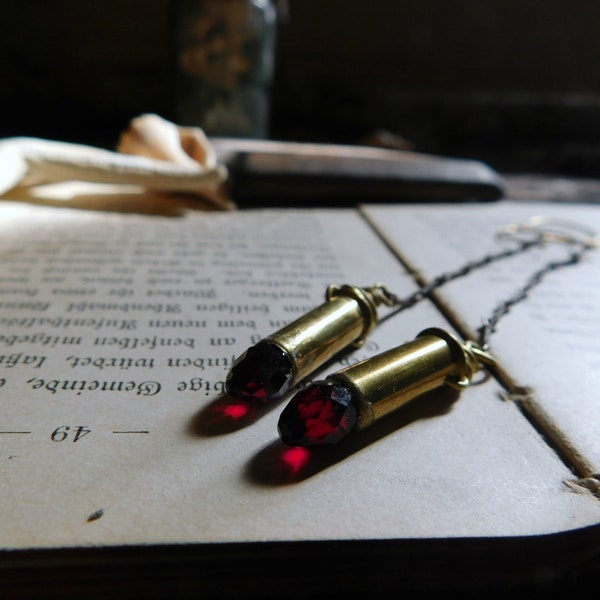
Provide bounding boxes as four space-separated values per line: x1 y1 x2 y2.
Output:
0 200 599 551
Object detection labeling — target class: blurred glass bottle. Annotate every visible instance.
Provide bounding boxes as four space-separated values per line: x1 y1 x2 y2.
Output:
172 0 279 138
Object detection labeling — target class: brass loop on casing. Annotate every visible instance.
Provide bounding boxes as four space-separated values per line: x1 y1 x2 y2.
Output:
446 339 497 390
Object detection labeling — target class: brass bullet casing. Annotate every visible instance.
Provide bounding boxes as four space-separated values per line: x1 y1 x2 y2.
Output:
327 328 487 430
226 284 394 401
277 327 497 446
271 284 389 385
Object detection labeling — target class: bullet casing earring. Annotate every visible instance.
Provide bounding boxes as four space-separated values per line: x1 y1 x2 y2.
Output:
225 284 395 401
277 328 495 447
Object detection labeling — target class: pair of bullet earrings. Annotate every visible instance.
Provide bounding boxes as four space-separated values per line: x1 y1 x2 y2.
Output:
224 217 598 448
225 283 494 447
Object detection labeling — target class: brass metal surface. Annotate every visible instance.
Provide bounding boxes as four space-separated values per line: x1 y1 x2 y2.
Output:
268 284 386 384
329 328 491 429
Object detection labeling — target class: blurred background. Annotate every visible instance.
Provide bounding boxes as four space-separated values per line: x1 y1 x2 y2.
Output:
1 0 600 176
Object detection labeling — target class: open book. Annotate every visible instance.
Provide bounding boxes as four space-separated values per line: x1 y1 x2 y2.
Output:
1 196 599 594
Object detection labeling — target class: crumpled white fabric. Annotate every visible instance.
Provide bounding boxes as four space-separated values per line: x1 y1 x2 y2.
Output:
0 113 232 210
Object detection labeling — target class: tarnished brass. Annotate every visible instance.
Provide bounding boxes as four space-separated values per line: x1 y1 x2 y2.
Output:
267 284 393 386
327 328 495 430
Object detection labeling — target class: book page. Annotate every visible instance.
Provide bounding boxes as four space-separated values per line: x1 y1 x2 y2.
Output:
1 200 599 551
364 200 600 478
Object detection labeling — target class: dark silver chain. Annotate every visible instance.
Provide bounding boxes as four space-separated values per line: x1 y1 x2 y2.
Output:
475 245 589 347
380 231 595 349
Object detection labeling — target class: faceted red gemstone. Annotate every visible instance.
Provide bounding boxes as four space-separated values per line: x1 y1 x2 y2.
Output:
277 381 358 446
226 340 294 402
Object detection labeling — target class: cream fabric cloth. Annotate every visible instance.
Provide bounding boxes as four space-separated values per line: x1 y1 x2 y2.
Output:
0 114 232 211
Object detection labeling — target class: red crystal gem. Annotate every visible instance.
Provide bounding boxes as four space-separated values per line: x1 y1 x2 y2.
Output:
278 381 358 446
226 340 294 402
